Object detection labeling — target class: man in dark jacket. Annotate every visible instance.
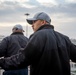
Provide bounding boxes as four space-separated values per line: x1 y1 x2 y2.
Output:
0 12 76 75
0 24 28 75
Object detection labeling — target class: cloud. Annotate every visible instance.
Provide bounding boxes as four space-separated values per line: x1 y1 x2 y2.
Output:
37 0 58 6
0 0 76 25
0 1 35 23
65 0 76 3
0 0 29 2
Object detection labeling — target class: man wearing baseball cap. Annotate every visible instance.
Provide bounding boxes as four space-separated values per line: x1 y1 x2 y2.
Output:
26 12 52 32
0 24 28 75
0 12 76 75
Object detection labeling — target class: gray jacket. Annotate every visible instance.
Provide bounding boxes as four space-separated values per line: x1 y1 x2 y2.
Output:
0 32 28 57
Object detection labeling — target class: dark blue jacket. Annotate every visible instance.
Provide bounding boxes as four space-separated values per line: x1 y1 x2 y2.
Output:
0 32 28 57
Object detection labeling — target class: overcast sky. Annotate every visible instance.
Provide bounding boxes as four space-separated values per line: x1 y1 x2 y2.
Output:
0 0 76 38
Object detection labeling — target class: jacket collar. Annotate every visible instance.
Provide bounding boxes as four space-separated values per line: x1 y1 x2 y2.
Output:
37 24 54 31
29 24 54 38
11 32 24 35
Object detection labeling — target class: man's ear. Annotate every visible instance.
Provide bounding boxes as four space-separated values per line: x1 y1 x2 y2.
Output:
42 20 46 25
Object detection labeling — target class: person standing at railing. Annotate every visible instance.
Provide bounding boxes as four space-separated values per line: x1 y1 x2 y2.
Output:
0 24 28 75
